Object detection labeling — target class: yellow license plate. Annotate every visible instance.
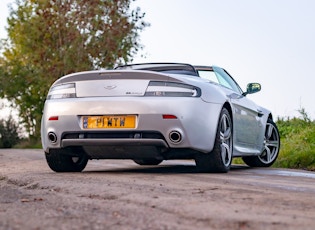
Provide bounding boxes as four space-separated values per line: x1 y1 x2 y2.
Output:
82 115 136 129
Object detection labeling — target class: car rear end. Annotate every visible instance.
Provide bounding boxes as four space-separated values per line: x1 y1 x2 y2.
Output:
41 70 221 161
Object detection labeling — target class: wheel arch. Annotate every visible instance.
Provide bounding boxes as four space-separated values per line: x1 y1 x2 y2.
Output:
195 101 233 173
222 102 233 121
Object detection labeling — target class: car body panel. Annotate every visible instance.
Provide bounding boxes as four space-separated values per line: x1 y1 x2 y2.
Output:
41 63 275 167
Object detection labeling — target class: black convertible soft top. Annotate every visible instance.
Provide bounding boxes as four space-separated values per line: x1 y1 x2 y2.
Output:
115 63 199 76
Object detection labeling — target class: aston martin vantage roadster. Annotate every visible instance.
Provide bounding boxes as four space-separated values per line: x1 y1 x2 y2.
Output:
41 63 280 173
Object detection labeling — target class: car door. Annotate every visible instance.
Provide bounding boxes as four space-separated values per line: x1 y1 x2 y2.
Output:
212 67 263 155
228 91 263 154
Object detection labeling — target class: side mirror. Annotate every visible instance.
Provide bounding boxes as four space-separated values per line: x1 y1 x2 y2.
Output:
243 83 261 96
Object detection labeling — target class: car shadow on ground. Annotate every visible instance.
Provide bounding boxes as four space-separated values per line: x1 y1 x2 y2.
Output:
84 163 250 174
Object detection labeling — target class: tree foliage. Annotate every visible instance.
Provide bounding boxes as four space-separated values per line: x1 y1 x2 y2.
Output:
0 115 21 148
0 0 148 140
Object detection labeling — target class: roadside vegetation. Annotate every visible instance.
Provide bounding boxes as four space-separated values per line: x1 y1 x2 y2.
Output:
0 115 20 148
273 109 315 171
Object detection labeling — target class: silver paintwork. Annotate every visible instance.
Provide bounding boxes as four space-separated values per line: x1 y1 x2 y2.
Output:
41 64 274 162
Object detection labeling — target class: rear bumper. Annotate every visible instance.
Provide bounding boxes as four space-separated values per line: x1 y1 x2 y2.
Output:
41 97 222 156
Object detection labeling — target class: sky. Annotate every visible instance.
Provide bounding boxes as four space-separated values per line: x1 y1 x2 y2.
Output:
1 0 315 119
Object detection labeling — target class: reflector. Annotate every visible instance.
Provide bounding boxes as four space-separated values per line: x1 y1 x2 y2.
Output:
49 116 59 121
162 114 177 119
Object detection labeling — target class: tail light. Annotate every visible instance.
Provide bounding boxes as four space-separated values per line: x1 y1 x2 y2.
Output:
47 83 76 99
145 81 201 97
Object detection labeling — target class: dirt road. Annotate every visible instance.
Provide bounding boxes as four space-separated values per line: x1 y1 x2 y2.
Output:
0 149 315 230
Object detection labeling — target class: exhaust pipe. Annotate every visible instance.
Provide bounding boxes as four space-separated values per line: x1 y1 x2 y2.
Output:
48 132 57 143
169 131 182 144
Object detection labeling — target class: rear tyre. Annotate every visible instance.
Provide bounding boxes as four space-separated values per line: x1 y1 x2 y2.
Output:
133 159 163 165
195 108 233 173
242 119 280 167
45 148 88 172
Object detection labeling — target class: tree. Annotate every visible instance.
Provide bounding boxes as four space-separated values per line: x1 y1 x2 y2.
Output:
0 0 148 140
0 114 21 148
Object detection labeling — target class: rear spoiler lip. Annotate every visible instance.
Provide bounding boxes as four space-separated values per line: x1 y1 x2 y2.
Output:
53 70 184 86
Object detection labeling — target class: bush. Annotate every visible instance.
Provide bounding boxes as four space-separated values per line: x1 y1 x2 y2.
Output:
0 115 21 148
273 116 315 171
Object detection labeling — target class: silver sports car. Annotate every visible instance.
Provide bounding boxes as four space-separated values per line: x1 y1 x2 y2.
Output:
41 63 280 173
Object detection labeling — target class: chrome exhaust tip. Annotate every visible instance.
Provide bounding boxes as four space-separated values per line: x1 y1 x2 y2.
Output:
48 132 57 143
169 131 182 144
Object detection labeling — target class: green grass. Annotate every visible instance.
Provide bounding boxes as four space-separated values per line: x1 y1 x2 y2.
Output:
273 117 315 171
14 139 42 149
